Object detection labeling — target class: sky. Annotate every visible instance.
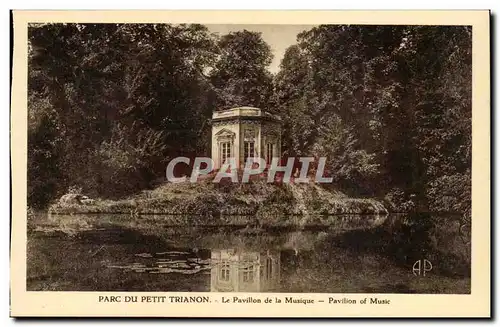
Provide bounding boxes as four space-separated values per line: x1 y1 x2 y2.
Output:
206 24 316 74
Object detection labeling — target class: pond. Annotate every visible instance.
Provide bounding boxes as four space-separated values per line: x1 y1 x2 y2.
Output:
27 213 470 293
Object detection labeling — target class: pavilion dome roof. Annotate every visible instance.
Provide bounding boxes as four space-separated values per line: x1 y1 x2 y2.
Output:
212 106 281 122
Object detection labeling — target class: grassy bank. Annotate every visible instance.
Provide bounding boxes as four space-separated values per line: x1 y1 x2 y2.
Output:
48 179 388 221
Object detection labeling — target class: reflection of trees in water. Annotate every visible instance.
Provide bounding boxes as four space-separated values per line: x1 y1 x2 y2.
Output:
317 213 470 278
29 212 470 293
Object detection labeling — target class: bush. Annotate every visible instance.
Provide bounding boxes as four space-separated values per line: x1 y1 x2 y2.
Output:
383 188 417 213
426 171 471 213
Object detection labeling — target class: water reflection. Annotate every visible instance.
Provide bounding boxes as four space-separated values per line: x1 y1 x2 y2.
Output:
27 213 471 293
104 248 282 292
210 249 280 292
107 250 211 275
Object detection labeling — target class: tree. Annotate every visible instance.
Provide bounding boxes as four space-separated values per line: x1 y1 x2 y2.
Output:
210 30 274 110
273 45 314 156
274 25 471 210
28 23 219 206
28 23 472 214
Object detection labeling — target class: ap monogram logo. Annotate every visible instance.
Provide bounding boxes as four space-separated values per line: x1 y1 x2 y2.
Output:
412 259 433 276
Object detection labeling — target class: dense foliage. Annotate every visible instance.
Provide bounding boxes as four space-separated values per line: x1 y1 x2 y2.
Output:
28 23 471 214
274 25 471 213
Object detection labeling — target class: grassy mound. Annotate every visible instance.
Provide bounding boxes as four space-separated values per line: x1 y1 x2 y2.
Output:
49 178 388 218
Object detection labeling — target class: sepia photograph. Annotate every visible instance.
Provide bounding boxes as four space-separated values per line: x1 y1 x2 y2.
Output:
10 10 490 318
26 21 473 294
